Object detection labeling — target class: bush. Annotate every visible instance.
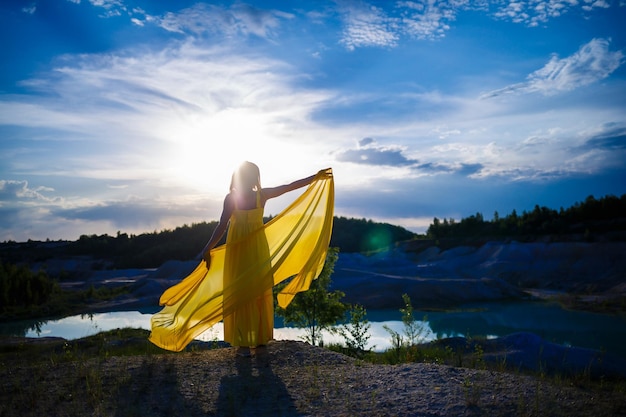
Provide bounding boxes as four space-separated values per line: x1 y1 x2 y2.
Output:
339 304 372 358
0 262 58 312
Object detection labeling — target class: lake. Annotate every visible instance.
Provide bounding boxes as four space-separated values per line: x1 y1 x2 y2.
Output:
2 300 625 358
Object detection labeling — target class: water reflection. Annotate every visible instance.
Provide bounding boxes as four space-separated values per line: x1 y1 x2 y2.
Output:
0 317 49 338
425 302 626 357
1 301 625 357
2 311 409 351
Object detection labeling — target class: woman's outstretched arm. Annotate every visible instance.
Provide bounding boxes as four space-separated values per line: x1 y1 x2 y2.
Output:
262 168 332 202
201 193 235 267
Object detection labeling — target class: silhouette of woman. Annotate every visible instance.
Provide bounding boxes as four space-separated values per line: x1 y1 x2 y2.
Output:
150 162 334 354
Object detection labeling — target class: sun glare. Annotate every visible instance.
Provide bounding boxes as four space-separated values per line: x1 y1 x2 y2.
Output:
163 109 313 195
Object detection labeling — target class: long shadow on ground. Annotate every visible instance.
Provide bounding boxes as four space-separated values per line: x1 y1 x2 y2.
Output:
216 348 301 417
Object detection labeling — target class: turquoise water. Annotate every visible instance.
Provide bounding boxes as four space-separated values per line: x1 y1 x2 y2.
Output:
2 301 625 357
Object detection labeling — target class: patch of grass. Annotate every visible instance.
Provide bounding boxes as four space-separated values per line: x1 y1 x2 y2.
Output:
462 375 482 407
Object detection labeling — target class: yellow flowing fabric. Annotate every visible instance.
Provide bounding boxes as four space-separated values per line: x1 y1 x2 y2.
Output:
149 169 334 351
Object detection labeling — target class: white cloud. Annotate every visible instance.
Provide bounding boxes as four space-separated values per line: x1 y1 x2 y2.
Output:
431 126 462 140
481 38 625 98
63 0 620 50
2 1 625 241
338 0 467 48
339 2 399 50
0 180 59 205
68 0 128 18
582 0 611 11
492 0 611 26
22 4 36 14
88 0 124 7
0 39 344 210
397 0 468 40
337 0 619 50
156 3 290 39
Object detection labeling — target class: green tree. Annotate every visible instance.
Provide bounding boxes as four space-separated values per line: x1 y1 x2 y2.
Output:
427 217 441 238
399 293 428 346
339 304 372 357
275 247 346 346
383 294 428 348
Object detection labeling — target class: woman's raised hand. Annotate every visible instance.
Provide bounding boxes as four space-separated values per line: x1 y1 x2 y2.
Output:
203 251 211 270
316 168 333 179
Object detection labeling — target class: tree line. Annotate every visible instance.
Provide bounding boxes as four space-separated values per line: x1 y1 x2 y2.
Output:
427 194 626 240
2 194 624 322
3 193 625 270
0 216 417 269
71 216 415 268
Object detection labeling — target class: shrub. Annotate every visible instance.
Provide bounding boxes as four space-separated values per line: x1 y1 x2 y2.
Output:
0 262 57 311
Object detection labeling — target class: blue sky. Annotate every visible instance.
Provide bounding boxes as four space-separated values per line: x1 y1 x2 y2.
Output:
1 0 625 242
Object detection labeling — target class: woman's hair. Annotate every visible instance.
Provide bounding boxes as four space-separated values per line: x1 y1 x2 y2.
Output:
230 161 261 192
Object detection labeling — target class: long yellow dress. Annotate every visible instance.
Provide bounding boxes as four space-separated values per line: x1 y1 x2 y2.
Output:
222 191 273 347
149 169 334 352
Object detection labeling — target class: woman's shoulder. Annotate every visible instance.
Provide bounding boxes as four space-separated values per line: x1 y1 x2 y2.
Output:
227 189 261 210
223 192 237 209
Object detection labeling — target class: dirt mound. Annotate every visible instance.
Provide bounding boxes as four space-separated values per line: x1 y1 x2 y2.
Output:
2 340 624 416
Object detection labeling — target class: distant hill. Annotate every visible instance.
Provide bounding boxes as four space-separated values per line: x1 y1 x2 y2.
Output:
330 216 416 252
0 216 418 269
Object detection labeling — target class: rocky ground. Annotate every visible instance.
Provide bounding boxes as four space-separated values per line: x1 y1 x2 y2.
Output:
3 240 625 416
2 339 626 417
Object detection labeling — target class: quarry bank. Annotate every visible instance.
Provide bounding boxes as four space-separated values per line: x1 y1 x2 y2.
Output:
336 239 626 311
64 239 626 314
14 238 626 379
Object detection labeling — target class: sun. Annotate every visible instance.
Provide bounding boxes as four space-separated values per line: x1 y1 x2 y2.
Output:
162 109 307 195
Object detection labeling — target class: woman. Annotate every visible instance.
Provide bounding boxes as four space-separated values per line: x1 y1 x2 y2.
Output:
149 162 334 354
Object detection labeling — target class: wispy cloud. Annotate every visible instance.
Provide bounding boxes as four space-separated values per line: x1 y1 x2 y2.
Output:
417 162 484 176
21 4 37 14
481 38 625 98
52 198 208 229
0 180 57 204
154 3 291 39
0 35 343 240
0 176 222 240
77 0 128 18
